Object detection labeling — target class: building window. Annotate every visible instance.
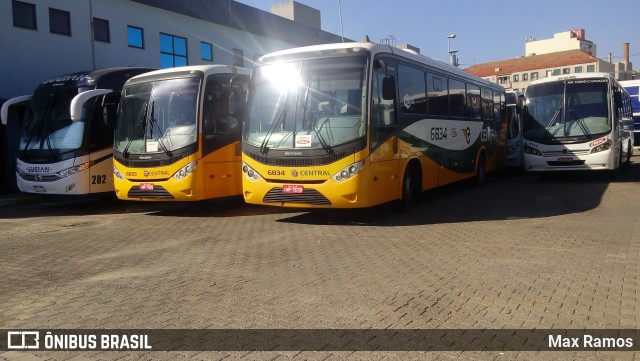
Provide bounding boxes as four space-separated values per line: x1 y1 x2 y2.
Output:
49 8 70 35
522 73 529 81
93 18 110 42
575 66 583 73
551 69 561 76
531 72 538 80
127 25 144 48
200 41 213 62
513 74 519 82
160 33 188 68
562 68 570 74
497 76 509 85
233 48 244 67
12 1 36 30
587 65 595 72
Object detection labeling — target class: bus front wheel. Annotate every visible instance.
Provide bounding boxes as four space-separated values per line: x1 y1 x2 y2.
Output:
398 165 420 212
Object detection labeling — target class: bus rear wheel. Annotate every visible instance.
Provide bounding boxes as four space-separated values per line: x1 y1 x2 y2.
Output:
473 153 486 186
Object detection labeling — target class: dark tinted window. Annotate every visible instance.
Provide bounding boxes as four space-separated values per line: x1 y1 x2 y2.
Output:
397 64 426 114
467 84 481 119
427 72 448 116
449 78 466 117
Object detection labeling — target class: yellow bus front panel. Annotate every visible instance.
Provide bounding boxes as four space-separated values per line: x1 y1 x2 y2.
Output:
242 150 403 209
114 155 203 201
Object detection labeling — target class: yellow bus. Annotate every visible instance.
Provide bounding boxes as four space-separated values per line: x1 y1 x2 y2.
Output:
113 65 250 201
241 41 507 209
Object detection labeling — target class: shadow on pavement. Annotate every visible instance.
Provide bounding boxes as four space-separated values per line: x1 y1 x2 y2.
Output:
276 159 640 227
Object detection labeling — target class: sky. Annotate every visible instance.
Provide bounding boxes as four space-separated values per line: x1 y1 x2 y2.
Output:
235 0 640 68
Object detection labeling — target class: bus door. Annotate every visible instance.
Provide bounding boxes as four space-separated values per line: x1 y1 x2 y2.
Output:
88 92 119 193
368 58 400 205
202 73 249 199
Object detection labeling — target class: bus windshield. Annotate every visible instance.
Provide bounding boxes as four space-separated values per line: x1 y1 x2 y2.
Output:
20 85 84 153
524 78 610 142
244 56 366 152
115 77 200 156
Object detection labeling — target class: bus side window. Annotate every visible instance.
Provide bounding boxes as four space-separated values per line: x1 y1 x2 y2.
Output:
370 60 397 149
371 72 396 127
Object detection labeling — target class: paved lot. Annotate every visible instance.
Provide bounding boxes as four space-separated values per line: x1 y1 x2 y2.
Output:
1 156 639 360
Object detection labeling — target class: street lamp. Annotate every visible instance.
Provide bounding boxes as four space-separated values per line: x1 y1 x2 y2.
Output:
447 34 456 54
447 34 458 66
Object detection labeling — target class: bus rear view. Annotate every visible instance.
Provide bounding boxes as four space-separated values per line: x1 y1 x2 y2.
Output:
522 73 633 173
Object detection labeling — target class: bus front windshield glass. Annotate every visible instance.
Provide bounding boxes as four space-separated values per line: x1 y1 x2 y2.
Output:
524 78 610 142
20 86 84 152
115 77 200 156
244 56 366 152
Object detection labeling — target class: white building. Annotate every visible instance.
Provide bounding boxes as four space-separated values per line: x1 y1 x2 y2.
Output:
0 0 347 100
466 29 633 92
525 29 596 57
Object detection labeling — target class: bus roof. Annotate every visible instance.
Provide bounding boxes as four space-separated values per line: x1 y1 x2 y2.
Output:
619 79 640 86
526 72 616 87
125 65 251 85
39 67 154 88
258 41 503 91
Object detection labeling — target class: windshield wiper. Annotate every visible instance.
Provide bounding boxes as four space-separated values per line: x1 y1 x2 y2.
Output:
122 101 148 159
566 108 592 138
259 99 289 154
146 101 173 158
312 118 333 154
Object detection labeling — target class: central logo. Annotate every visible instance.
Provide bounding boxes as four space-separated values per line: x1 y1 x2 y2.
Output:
291 170 298 177
143 170 149 177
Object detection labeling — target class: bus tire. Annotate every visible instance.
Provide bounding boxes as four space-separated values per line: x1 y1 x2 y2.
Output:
625 141 632 166
473 152 486 186
398 164 420 212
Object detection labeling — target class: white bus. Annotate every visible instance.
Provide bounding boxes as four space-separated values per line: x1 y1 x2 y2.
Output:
0 67 153 195
619 79 640 146
522 73 633 173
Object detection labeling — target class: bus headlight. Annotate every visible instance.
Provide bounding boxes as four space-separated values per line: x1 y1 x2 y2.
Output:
332 161 364 182
57 162 92 179
589 139 612 153
523 143 543 156
242 162 261 180
113 166 125 180
173 161 197 180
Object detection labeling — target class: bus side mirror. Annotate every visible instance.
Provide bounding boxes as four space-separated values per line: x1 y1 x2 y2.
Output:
382 76 396 101
70 89 112 121
1 95 31 125
229 76 249 116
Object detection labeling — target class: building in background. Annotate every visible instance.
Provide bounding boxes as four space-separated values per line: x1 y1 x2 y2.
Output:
1 0 347 100
0 0 348 193
466 29 634 92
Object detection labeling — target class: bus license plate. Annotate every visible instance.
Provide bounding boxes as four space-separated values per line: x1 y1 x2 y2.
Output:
140 183 154 191
282 185 304 194
557 157 574 162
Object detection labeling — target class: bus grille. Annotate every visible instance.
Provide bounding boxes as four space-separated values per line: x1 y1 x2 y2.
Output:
246 150 350 166
546 160 586 167
263 187 331 206
127 185 174 199
543 149 590 157
18 173 60 182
